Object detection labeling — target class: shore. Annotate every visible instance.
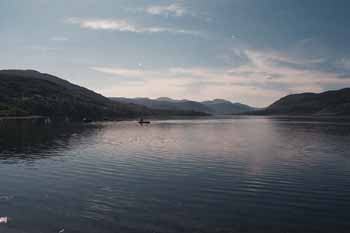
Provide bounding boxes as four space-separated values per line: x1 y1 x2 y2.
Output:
0 115 45 120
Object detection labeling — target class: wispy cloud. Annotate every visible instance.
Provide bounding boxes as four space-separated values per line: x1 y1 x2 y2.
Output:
226 49 350 96
90 66 222 81
141 1 213 22
90 67 153 79
91 50 347 87
65 17 199 36
230 50 346 85
145 1 187 17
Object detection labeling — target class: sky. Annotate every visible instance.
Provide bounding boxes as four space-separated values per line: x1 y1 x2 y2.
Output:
2 0 350 107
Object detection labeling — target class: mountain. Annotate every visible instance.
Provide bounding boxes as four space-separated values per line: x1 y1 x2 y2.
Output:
256 88 350 116
201 99 257 114
111 97 212 113
111 97 257 115
155 97 179 102
0 70 206 120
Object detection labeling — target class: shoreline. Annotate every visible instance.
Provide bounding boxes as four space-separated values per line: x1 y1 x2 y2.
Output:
0 115 46 120
1 114 350 123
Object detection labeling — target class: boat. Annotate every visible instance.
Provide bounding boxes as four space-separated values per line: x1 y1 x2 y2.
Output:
82 117 93 123
138 118 151 124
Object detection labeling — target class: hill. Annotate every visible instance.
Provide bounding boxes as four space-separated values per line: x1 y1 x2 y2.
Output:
111 97 257 115
112 97 212 113
201 99 257 114
0 70 206 120
256 88 350 116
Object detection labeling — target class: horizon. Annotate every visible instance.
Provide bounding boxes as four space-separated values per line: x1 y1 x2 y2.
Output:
2 0 350 107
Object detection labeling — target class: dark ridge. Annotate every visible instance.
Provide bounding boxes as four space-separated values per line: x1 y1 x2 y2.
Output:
111 97 258 115
111 97 213 113
252 88 350 116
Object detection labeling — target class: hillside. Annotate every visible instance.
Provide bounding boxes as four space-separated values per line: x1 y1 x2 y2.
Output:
256 88 350 116
0 70 206 120
202 99 257 114
112 97 212 113
111 97 257 115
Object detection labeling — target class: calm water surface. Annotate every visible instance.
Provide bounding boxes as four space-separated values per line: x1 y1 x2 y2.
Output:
0 117 350 233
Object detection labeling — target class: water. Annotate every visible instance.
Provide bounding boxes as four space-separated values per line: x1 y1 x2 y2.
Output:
0 117 350 233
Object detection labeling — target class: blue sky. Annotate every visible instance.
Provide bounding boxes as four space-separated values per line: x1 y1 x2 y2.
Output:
2 0 350 107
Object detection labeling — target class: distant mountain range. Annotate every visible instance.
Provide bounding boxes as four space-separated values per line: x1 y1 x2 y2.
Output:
255 88 350 116
201 99 257 114
111 97 258 115
0 70 207 120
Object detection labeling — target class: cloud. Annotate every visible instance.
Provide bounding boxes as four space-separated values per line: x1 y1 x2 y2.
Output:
65 17 199 35
243 49 325 68
90 67 154 79
146 1 187 17
124 1 211 23
90 66 222 81
228 49 350 88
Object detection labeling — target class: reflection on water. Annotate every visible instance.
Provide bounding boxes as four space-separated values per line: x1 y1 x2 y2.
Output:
0 119 102 161
0 117 350 233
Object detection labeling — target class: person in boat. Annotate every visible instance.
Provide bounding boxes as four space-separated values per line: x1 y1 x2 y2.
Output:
138 118 150 124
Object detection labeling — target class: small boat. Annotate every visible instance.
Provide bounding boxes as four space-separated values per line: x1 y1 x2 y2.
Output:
82 117 93 123
138 118 151 124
